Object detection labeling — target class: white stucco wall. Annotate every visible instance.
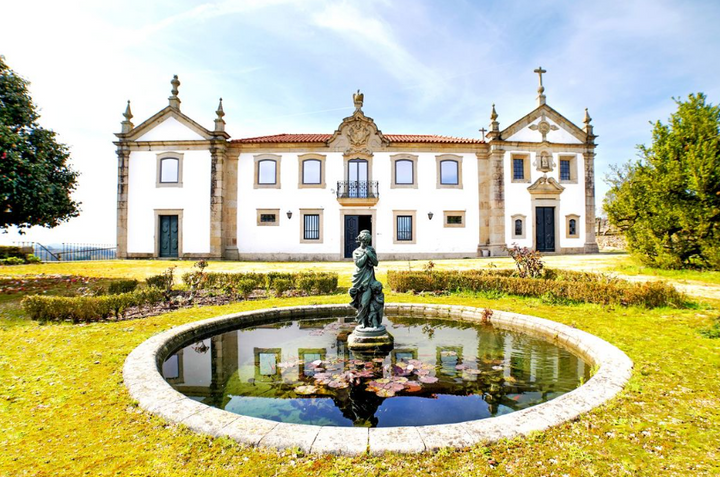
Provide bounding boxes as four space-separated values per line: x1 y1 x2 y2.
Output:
127 149 212 254
235 151 480 258
135 117 206 142
504 151 586 250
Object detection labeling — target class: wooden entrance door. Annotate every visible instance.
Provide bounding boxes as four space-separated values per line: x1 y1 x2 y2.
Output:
535 207 555 252
159 215 179 257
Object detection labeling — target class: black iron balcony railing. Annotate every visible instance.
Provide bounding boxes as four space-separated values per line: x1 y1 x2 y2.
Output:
337 181 379 199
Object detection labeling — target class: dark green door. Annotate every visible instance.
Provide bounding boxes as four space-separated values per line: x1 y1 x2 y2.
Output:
159 215 179 258
344 215 359 258
535 207 555 252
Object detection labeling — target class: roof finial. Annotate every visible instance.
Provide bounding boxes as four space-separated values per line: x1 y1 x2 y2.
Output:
121 100 134 133
214 98 226 133
123 100 133 121
353 89 364 112
584 107 594 138
169 74 181 109
486 104 500 140
534 66 547 106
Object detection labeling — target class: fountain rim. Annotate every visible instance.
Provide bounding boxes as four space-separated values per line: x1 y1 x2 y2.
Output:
123 303 633 455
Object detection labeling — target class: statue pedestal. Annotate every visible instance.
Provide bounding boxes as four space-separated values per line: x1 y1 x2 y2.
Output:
347 325 394 351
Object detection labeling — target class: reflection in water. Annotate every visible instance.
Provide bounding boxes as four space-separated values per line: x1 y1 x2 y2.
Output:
162 316 590 428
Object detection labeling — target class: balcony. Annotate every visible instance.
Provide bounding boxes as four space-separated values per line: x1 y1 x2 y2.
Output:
336 181 379 206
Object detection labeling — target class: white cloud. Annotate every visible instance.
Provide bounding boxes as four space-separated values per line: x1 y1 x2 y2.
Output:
310 2 445 103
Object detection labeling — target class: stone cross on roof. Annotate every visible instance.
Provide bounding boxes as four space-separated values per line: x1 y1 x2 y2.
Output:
534 66 547 106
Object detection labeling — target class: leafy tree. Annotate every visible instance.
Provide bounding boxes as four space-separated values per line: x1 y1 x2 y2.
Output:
604 93 720 269
0 56 79 231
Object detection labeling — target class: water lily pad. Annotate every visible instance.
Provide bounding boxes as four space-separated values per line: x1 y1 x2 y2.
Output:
375 378 390 384
419 375 439 384
404 383 422 392
390 383 405 392
375 388 395 397
455 364 468 370
392 377 408 383
295 385 318 395
328 380 348 389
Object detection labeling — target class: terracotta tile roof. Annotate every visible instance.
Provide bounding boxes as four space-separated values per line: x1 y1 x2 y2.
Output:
232 133 484 144
233 133 330 143
386 134 484 144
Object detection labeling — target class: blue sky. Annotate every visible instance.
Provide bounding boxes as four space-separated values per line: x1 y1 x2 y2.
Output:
2 0 719 243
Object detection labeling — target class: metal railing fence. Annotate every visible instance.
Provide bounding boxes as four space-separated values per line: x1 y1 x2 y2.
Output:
13 242 117 262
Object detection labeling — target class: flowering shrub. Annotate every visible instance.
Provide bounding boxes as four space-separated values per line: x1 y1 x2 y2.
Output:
507 243 545 278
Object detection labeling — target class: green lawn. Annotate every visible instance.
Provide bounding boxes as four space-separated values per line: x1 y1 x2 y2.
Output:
1 258 720 476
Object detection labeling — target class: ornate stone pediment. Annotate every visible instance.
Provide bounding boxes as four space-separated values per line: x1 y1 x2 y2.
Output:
327 92 389 155
501 104 588 145
527 175 565 195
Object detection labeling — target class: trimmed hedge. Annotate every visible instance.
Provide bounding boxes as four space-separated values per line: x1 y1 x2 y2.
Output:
181 271 338 296
386 269 686 308
0 245 41 265
108 279 139 295
22 288 164 323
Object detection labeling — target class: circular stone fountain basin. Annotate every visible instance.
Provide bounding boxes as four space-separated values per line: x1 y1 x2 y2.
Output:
123 304 632 455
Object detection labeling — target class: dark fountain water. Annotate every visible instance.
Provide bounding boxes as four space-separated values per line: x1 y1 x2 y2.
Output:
162 315 589 427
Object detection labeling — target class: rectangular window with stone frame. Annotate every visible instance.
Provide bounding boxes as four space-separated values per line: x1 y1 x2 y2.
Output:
396 215 413 241
303 214 320 240
513 158 524 180
560 159 571 181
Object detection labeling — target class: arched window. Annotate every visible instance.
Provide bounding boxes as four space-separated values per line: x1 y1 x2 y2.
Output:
395 159 413 185
565 215 580 238
258 159 277 184
302 159 321 184
159 157 179 183
515 219 523 237
440 160 459 185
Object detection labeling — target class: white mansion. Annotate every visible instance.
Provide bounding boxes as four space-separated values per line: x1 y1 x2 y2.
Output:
114 70 598 260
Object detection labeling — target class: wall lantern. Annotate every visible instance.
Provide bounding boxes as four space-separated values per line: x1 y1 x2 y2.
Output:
286 210 293 219
428 212 434 220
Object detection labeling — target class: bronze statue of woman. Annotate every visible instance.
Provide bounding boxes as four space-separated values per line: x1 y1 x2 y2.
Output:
349 230 383 329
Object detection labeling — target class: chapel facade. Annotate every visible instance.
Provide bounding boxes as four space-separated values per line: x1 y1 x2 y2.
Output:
114 70 599 260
